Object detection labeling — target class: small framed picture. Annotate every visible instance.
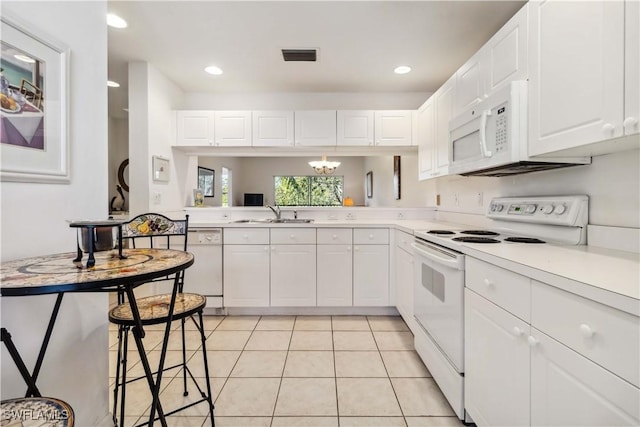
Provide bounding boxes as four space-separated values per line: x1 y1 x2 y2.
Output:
198 166 215 197
366 171 373 199
193 188 204 207
152 155 170 182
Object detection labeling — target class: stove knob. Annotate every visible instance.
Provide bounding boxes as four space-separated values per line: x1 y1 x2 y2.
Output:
493 204 504 212
541 205 554 214
525 204 537 214
553 204 567 215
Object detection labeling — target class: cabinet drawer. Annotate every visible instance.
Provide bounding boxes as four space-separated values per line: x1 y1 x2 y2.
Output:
271 228 316 244
531 281 640 387
395 230 414 253
353 228 389 244
224 228 270 244
466 257 530 322
317 228 352 244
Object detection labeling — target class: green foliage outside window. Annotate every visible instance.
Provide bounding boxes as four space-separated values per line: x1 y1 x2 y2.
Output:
275 176 343 206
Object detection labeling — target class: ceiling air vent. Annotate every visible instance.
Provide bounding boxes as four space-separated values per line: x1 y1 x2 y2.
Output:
282 49 317 62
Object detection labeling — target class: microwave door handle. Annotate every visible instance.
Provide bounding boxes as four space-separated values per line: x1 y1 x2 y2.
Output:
479 109 493 157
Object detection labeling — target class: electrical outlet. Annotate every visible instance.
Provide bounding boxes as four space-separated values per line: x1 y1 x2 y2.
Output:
328 213 338 220
153 191 161 204
477 192 484 206
397 212 404 219
346 212 355 220
454 192 459 206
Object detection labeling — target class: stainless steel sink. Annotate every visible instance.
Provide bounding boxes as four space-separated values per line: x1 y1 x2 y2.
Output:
230 218 314 224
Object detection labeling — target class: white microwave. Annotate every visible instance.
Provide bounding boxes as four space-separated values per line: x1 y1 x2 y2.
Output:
448 81 590 176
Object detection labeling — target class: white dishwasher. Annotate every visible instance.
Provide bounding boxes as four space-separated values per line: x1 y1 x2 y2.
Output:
185 228 223 310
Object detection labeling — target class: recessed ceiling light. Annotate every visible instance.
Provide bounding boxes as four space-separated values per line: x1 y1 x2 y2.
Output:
205 65 223 75
394 66 412 75
107 13 128 29
14 54 35 64
107 80 120 88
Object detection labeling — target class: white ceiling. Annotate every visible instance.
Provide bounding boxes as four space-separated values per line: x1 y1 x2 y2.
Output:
107 1 526 119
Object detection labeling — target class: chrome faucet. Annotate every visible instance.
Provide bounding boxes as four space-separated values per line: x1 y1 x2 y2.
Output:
266 204 281 220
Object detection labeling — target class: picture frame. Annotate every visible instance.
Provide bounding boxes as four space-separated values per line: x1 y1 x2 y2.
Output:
197 166 215 197
0 15 70 184
393 155 401 200
152 155 170 182
193 188 204 207
366 171 373 199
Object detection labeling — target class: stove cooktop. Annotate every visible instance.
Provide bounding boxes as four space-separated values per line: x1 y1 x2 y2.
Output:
417 229 547 245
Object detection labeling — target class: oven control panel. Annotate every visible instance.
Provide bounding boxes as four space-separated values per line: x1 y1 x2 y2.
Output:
487 196 588 227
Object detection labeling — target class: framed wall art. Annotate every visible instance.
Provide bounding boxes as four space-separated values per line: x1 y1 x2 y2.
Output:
152 155 170 182
393 155 401 200
0 15 70 183
366 171 373 199
197 166 215 197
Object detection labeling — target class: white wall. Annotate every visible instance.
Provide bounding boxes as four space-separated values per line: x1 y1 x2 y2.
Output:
434 149 640 228
0 2 110 425
363 154 436 208
129 62 185 215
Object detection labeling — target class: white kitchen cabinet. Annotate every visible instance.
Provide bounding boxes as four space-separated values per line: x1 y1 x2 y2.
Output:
374 110 414 146
530 329 640 427
465 289 531 427
464 259 640 427
270 244 316 306
294 110 337 146
527 0 639 156
213 111 252 146
223 244 270 307
417 98 436 180
317 244 353 306
394 230 414 329
337 110 375 146
353 244 389 306
252 111 295 147
175 111 215 146
455 3 528 114
434 76 455 173
625 0 640 138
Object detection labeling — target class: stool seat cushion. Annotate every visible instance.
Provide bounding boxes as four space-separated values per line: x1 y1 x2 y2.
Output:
1 397 74 426
109 293 206 325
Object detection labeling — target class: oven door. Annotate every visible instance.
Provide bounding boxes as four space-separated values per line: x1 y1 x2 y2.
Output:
412 239 465 372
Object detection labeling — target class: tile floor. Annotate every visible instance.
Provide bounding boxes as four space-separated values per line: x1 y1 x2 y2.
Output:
109 315 464 427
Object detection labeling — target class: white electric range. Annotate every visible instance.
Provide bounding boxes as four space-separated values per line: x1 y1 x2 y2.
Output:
411 195 588 421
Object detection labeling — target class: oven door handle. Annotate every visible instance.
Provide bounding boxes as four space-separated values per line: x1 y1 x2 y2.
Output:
411 242 464 270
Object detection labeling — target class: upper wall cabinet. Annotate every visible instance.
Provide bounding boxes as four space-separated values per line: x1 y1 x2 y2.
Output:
417 98 436 180
337 110 375 146
252 111 295 147
294 110 337 146
374 110 414 146
176 111 215 146
528 0 639 157
214 111 252 147
455 3 529 114
434 76 455 173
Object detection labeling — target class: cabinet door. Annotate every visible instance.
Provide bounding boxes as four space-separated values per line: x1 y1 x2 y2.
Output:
625 0 640 137
214 111 252 146
528 0 625 156
223 245 270 307
337 110 374 146
294 111 337 146
270 244 316 306
176 111 214 146
317 244 352 306
252 111 295 147
434 77 455 172
374 110 413 146
484 2 528 95
417 98 436 180
353 244 389 306
394 245 414 327
455 53 484 114
530 328 640 426
465 289 530 427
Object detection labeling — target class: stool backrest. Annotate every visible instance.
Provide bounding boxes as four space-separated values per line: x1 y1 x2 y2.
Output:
120 213 189 289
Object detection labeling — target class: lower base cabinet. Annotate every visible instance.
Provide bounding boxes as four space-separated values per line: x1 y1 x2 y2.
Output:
223 245 270 307
317 244 352 306
353 244 389 306
270 244 316 306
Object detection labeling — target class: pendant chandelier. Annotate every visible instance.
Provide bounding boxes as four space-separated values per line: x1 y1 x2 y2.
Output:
309 155 340 175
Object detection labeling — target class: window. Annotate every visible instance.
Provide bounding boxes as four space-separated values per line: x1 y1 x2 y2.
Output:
274 176 343 206
221 167 231 207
